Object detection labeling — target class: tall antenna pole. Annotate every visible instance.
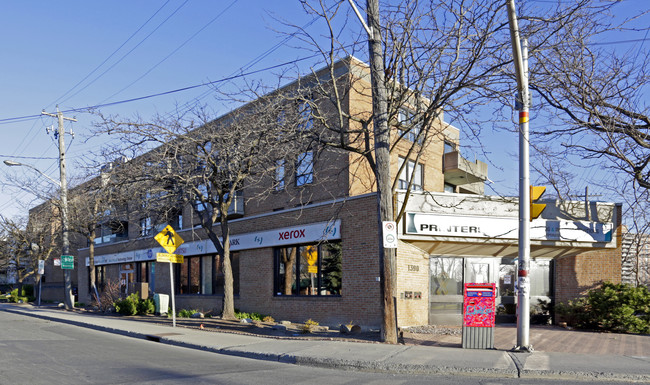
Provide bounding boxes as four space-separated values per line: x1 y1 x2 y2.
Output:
42 106 77 310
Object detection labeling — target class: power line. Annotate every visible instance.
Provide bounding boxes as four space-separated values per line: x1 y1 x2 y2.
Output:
101 0 239 104
59 0 190 105
51 0 174 108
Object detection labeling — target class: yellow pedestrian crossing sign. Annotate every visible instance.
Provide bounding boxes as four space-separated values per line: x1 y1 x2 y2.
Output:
155 225 184 253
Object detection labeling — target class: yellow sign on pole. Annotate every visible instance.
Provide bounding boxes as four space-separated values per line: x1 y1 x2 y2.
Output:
303 245 318 274
156 253 184 264
154 225 184 253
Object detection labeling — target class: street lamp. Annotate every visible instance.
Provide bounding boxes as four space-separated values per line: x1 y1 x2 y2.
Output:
4 159 74 310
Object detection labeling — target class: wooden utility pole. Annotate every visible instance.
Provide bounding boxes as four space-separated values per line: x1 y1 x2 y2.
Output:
366 0 398 344
42 107 76 310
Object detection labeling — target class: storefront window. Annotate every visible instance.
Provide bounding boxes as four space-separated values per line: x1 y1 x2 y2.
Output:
530 259 551 297
274 241 342 296
430 257 463 295
175 253 239 295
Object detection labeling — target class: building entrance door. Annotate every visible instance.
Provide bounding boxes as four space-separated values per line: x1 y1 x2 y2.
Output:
429 257 521 325
119 263 135 295
429 256 552 325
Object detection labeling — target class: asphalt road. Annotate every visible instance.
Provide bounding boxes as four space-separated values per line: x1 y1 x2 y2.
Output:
0 311 631 384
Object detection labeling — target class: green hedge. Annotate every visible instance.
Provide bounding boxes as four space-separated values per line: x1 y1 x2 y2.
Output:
556 282 650 334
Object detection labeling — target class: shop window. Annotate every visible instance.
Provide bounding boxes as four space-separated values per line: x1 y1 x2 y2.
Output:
430 257 463 295
92 265 106 292
136 261 151 283
274 241 342 296
398 157 423 191
175 253 239 295
295 151 314 186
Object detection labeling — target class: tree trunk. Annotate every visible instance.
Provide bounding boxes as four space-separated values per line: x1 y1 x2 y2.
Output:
89 228 98 304
220 213 235 320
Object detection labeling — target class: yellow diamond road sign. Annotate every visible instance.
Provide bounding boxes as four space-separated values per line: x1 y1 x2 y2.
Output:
155 225 184 253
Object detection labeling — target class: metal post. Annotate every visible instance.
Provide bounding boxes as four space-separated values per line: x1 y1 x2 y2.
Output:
506 0 532 351
516 39 532 351
169 262 176 328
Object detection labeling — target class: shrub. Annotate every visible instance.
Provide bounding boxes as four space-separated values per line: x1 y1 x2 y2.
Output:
114 293 139 316
137 298 155 315
262 315 275 323
9 288 28 303
22 285 34 297
556 282 650 334
234 309 269 321
177 309 199 318
300 319 319 334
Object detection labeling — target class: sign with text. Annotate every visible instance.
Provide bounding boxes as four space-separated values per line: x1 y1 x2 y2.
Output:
87 220 342 267
156 253 184 264
154 225 184 253
405 213 613 243
38 260 45 275
61 255 74 270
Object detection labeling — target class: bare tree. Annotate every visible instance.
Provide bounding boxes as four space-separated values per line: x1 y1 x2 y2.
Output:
97 92 313 319
65 165 131 304
0 213 58 297
522 1 650 193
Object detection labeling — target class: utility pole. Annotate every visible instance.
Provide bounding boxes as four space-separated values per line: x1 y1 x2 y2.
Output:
42 107 76 310
506 0 533 352
367 0 397 344
346 0 397 343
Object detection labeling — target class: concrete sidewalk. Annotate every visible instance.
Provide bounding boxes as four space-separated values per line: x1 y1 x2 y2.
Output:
2 303 649 382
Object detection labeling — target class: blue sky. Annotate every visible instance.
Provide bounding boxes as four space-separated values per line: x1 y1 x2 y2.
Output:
0 1 648 221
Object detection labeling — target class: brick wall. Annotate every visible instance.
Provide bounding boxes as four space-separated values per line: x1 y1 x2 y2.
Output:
395 241 429 326
555 205 623 304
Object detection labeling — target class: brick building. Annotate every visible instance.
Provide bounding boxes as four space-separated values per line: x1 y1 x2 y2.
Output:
33 57 621 328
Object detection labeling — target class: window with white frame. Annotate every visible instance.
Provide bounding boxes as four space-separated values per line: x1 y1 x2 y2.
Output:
398 157 423 191
295 151 314 186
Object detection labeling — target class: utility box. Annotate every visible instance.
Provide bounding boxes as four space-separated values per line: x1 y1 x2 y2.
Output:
462 283 496 349
154 293 169 316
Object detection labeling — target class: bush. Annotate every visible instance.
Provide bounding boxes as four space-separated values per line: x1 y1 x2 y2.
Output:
114 294 138 316
114 293 154 316
300 319 319 334
9 288 28 303
556 282 650 334
137 298 155 315
234 309 268 321
176 309 200 318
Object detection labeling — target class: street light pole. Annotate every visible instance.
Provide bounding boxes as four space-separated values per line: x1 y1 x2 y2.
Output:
42 107 77 310
506 0 532 352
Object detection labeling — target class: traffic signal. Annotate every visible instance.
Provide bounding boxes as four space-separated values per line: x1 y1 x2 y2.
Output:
530 185 546 221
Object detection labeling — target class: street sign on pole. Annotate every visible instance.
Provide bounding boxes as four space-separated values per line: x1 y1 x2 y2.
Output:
153 226 184 328
154 225 184 253
382 221 398 249
38 260 45 275
61 255 74 270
